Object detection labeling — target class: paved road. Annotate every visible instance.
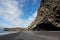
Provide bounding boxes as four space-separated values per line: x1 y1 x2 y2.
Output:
0 31 60 40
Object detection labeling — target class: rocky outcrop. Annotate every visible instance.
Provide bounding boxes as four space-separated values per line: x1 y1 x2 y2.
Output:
4 28 27 31
28 0 60 31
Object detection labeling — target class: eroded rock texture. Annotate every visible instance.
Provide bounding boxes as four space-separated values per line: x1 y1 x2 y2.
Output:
28 0 60 31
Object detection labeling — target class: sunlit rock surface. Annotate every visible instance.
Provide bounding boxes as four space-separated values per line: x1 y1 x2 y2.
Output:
28 0 60 31
4 28 27 31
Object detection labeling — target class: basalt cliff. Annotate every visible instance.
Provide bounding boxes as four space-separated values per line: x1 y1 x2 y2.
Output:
28 0 60 31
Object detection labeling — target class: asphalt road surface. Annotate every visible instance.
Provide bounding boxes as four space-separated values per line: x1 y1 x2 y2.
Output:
0 31 60 40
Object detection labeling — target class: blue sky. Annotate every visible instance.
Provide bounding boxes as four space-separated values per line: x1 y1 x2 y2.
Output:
0 0 41 28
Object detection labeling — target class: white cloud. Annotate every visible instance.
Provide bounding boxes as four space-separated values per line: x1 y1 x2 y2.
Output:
0 0 23 21
0 0 37 28
11 11 37 28
28 11 37 21
0 0 23 28
24 11 37 28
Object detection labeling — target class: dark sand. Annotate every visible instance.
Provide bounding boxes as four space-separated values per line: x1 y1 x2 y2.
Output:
0 32 19 40
0 31 60 40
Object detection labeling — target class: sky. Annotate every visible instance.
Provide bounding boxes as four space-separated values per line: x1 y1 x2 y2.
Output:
0 0 41 28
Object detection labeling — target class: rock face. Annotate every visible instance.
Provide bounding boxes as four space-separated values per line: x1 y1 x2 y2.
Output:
28 0 60 31
4 28 27 31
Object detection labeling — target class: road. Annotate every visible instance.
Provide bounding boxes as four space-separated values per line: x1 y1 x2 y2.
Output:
0 31 60 40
